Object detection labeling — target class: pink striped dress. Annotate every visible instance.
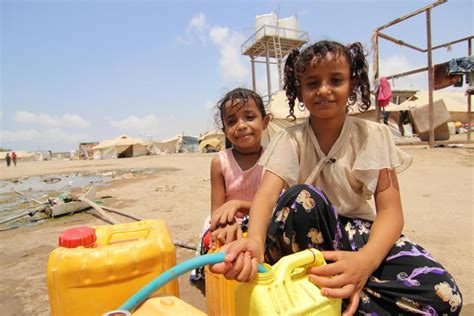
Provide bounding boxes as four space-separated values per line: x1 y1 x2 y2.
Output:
219 148 264 202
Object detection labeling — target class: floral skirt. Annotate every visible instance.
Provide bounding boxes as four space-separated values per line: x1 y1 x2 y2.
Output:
264 184 462 315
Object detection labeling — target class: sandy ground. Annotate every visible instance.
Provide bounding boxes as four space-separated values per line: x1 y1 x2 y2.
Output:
0 148 472 315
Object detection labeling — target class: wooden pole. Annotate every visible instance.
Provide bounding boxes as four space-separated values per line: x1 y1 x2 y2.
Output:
374 32 381 122
377 32 425 52
468 38 472 141
426 9 434 148
375 0 446 32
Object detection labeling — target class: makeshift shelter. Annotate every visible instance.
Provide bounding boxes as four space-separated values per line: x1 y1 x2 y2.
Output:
199 129 225 153
263 90 309 145
92 135 148 159
149 133 199 154
384 90 470 123
78 142 98 159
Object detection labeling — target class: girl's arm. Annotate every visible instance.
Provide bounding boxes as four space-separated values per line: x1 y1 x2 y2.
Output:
360 168 404 268
210 155 251 246
214 171 285 282
246 171 286 259
210 155 226 214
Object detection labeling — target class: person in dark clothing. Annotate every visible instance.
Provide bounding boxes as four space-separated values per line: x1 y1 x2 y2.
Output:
398 111 410 137
5 153 11 167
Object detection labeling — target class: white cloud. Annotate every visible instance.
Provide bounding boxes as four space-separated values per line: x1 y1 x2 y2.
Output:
189 12 207 32
0 128 90 144
209 26 248 82
188 12 208 45
209 26 229 45
180 13 249 83
13 111 90 129
107 114 159 134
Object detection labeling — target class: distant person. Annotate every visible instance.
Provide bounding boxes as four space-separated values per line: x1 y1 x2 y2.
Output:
398 110 410 137
5 152 11 167
11 151 17 166
211 40 462 314
190 87 270 283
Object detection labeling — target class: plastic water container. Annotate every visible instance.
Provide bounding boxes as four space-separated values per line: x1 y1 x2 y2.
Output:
205 264 239 316
47 220 179 316
255 12 278 40
132 295 206 315
278 16 299 39
235 249 341 315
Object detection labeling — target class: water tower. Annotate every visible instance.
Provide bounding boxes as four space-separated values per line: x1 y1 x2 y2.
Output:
241 13 308 101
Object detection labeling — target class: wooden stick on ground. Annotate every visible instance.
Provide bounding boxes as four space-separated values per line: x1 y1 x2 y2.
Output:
14 190 45 205
79 197 118 224
100 205 143 221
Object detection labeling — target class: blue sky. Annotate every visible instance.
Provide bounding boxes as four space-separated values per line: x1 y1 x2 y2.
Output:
1 0 472 151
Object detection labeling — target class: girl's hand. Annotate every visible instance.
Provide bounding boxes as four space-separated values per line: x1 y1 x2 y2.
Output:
307 250 376 316
210 222 243 248
208 237 263 282
210 200 242 230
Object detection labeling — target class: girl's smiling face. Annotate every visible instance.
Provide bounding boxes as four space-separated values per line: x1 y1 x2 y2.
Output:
222 97 269 153
299 52 353 122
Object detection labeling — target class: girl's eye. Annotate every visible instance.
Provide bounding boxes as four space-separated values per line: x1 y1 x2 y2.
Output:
246 115 255 120
306 81 319 88
225 117 236 125
331 78 343 85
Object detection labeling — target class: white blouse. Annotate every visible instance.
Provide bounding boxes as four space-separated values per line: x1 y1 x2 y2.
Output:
259 116 412 221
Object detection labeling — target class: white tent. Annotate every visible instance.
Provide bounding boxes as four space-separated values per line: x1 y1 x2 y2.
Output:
149 133 199 154
149 133 184 155
263 90 309 144
92 135 148 159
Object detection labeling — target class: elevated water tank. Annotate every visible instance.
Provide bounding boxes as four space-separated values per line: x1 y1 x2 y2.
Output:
278 16 298 39
255 12 278 41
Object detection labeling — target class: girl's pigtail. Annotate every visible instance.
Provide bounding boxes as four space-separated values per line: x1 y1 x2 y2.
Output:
283 48 300 120
349 42 371 112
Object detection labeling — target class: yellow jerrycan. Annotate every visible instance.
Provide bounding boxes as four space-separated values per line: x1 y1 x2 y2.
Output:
132 295 206 316
235 248 341 315
47 220 179 316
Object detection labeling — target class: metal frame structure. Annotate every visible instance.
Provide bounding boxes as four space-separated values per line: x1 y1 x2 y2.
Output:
241 24 308 102
372 0 473 147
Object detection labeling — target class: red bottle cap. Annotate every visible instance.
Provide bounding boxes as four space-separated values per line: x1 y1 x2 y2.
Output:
59 226 96 248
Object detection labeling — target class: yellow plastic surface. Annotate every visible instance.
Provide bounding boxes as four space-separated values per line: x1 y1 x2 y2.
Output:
47 220 179 316
133 295 206 316
235 249 341 315
205 265 238 316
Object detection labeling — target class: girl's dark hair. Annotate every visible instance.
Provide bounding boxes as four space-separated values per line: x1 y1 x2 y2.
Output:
214 87 266 130
283 40 371 119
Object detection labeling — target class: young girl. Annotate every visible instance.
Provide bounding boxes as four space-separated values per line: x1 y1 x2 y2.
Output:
190 87 270 282
211 41 462 315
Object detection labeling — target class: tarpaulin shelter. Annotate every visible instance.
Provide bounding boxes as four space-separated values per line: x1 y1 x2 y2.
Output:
92 135 148 159
199 129 225 153
149 133 199 154
384 90 469 123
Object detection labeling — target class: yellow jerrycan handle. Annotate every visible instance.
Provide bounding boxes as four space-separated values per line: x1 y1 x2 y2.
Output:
105 226 152 245
273 248 326 285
